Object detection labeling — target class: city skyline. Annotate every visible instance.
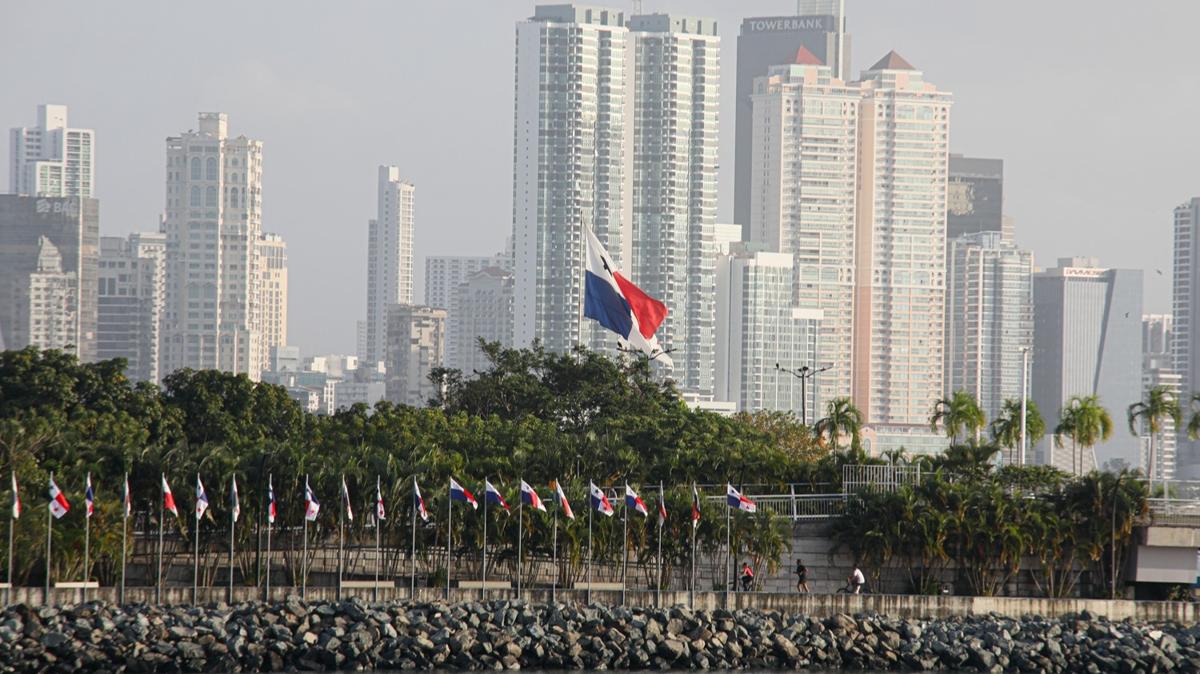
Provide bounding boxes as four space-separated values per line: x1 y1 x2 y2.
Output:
4 1 1196 356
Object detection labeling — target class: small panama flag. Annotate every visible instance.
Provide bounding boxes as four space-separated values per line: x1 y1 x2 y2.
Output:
657 483 667 526
85 473 95 518
195 474 209 520
583 226 671 365
341 475 354 522
726 483 757 513
552 480 574 520
122 474 132 519
413 479 429 522
520 480 546 512
375 476 385 522
12 472 22 520
449 478 478 510
267 474 277 524
304 476 320 522
484 479 510 513
625 484 649 517
48 474 70 519
589 482 614 517
691 483 701 529
162 474 179 518
230 475 240 524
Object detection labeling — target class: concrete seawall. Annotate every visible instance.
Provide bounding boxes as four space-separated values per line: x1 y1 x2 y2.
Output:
8 585 1195 622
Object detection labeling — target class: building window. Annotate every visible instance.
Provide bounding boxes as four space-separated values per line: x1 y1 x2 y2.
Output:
190 157 201 180
206 157 218 180
229 187 239 208
206 186 217 207
190 186 201 207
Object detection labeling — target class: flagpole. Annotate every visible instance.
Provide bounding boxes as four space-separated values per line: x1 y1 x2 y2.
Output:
480 477 487 601
374 479 381 603
45 493 51 606
337 485 344 602
586 494 593 605
725 499 731 605
516 496 523 599
156 478 164 605
265 473 272 603
228 477 236 604
444 480 452 601
84 474 90 603
410 477 417 600
656 481 663 608
690 483 697 610
7 498 14 606
621 484 628 605
193 474 200 605
302 474 309 601
120 473 127 605
551 500 558 604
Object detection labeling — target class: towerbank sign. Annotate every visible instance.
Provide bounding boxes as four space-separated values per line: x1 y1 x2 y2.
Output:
743 16 835 33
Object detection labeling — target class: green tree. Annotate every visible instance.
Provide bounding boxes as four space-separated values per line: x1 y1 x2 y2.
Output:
1128 385 1181 494
1054 395 1113 476
929 390 986 444
814 397 862 452
990 398 1046 466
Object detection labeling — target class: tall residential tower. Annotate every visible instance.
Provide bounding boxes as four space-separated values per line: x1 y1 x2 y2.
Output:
9 104 95 198
364 166 416 367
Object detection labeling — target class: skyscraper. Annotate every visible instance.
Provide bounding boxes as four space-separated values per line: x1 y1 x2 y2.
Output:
944 231 1033 421
629 13 720 395
948 155 1007 243
161 113 264 379
97 232 166 382
385 305 446 407
451 267 514 373
513 5 632 355
749 54 860 409
1142 314 1179 479
9 104 95 198
0 195 99 360
364 166 415 367
734 1 849 233
425 253 511 371
851 52 953 426
715 245 821 420
1172 198 1200 477
1032 258 1143 473
257 232 288 374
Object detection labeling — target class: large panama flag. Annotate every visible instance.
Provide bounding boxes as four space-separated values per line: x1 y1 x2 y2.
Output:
583 227 672 365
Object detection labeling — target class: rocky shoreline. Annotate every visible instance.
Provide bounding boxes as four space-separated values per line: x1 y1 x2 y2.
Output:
1 598 1199 673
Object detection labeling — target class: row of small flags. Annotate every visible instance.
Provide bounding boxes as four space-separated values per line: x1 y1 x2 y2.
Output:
12 472 758 524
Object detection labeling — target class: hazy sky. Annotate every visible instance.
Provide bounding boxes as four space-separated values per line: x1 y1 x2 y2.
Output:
4 1 1198 356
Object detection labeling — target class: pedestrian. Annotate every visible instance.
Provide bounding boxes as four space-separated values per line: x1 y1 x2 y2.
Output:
848 564 866 594
795 558 810 593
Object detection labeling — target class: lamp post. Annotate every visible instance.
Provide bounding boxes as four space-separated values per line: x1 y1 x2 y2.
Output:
776 363 832 425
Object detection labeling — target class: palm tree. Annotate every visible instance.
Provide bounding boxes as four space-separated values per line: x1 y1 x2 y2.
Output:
1128 385 1181 494
1054 395 1113 476
814 397 863 452
929 391 986 444
990 398 1047 466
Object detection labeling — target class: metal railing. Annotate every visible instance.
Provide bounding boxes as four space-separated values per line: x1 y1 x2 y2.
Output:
842 464 922 494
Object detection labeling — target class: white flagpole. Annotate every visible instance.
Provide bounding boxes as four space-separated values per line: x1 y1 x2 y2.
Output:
410 477 417 600
264 473 272 602
444 480 452 601
120 473 127 605
83 473 90 603
690 483 697 609
228 476 236 604
44 485 51 606
586 495 593 605
374 476 381 603
7 489 13 606
621 485 628 605
302 474 309 600
337 483 344 602
551 498 558 604
481 477 487 601
657 481 663 608
517 494 523 599
725 499 731 605
156 479 164 605
193 474 200 605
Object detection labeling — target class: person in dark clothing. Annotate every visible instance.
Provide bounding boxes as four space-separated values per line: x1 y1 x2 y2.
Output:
739 561 755 591
795 558 810 593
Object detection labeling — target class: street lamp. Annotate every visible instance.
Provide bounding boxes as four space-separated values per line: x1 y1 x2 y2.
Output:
775 363 832 425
